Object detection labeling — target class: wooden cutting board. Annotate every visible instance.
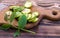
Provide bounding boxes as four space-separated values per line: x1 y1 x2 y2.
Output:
0 0 60 38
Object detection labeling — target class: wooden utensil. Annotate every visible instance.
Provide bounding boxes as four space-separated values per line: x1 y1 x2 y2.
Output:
0 6 43 29
0 5 60 29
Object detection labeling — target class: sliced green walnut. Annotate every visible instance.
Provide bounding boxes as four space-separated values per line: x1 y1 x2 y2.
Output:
5 11 12 20
9 6 20 9
5 11 12 16
31 14 36 19
15 12 22 18
31 12 39 19
29 18 38 22
27 14 32 20
25 14 28 17
32 18 38 22
32 12 39 16
22 8 31 14
24 1 32 8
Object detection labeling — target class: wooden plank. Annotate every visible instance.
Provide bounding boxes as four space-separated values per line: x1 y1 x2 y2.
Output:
0 0 60 38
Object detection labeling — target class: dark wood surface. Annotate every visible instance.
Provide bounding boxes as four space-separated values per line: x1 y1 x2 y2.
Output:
0 0 60 38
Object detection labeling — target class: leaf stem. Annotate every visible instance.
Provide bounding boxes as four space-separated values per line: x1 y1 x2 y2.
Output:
21 28 36 34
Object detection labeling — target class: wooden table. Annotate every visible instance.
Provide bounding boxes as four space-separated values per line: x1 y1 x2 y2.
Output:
0 0 60 38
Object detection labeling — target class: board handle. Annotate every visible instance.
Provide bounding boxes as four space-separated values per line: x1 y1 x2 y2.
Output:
36 6 60 21
43 8 60 21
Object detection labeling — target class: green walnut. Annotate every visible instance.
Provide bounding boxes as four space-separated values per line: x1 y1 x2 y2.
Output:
24 1 32 8
22 8 31 14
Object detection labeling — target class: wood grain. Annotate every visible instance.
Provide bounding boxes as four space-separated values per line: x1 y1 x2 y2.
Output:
0 0 60 38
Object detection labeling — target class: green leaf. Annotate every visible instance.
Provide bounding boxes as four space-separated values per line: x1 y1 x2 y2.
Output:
4 14 8 21
10 6 24 12
18 14 27 29
16 6 24 12
14 30 20 37
15 12 22 18
0 24 11 30
10 11 16 22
